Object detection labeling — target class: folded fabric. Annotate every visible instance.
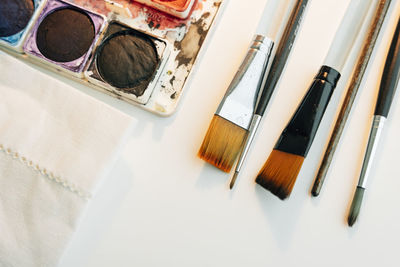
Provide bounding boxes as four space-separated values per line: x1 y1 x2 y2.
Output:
0 51 134 267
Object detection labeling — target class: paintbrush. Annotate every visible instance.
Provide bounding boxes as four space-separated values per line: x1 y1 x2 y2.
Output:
256 0 374 200
311 0 392 197
230 0 309 189
198 0 291 172
348 16 400 227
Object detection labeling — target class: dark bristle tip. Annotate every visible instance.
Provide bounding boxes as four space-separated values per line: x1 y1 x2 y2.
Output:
255 150 304 200
347 215 356 227
198 115 247 172
347 187 365 227
256 176 289 200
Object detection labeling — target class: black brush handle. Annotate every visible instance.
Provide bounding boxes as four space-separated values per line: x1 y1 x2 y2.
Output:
374 17 400 117
275 66 341 157
255 0 309 116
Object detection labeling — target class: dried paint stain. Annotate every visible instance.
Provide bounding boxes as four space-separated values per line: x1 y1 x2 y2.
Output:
175 12 209 66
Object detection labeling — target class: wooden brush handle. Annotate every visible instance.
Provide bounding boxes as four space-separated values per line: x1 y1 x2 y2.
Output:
275 66 341 157
375 16 400 117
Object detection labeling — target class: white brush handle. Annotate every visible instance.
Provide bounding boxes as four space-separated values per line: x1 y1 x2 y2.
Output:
257 0 294 39
324 0 374 72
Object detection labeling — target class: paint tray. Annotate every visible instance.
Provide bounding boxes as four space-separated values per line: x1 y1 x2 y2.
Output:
0 0 225 116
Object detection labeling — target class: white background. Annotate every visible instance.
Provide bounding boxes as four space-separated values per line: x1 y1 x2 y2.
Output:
50 0 400 266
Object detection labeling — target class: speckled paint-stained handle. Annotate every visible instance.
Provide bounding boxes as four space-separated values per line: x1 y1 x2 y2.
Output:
255 0 309 116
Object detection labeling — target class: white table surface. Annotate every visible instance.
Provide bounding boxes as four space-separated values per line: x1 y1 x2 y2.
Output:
7 0 400 266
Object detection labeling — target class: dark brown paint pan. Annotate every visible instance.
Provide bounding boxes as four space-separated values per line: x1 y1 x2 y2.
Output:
23 0 106 76
85 21 171 105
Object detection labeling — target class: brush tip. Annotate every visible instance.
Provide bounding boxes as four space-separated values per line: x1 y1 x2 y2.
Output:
198 116 247 173
348 186 365 227
230 171 239 190
256 150 304 200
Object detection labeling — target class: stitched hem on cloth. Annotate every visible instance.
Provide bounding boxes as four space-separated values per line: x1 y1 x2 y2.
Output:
0 143 92 200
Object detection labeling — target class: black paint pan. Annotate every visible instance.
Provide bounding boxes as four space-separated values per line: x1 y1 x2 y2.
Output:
85 21 170 105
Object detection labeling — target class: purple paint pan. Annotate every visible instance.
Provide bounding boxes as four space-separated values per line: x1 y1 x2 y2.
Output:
23 0 106 75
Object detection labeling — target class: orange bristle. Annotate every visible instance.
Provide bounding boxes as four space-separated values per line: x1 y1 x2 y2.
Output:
198 115 247 172
256 149 304 200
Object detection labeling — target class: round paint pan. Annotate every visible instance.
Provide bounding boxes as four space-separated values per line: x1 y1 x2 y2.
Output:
23 0 106 75
0 0 44 52
36 7 96 63
95 30 160 97
0 0 35 38
84 21 171 105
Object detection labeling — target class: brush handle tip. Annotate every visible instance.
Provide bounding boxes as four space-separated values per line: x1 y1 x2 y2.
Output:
229 171 239 190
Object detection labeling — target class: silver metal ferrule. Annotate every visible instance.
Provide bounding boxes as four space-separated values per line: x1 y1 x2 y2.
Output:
358 115 386 188
235 114 262 173
215 35 273 130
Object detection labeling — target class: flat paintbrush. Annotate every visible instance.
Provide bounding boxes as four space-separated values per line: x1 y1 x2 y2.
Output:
311 0 392 197
198 0 291 172
230 0 309 189
348 16 400 227
256 0 374 200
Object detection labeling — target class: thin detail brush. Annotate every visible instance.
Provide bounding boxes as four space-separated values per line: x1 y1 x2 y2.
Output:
256 0 374 200
348 16 400 227
312 0 392 197
198 0 291 172
230 0 309 189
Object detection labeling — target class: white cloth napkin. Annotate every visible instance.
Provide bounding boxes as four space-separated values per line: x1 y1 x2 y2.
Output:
0 51 134 267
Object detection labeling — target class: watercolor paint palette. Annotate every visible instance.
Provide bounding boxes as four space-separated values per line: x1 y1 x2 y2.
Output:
0 0 224 115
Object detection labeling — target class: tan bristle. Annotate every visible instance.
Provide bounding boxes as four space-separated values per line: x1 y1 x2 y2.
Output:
198 115 247 172
256 149 304 200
